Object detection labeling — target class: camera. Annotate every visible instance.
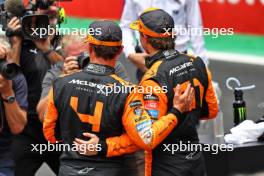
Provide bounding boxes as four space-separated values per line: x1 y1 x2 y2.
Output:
0 1 50 40
21 14 50 40
77 52 90 69
0 60 19 80
0 0 69 40
3 14 50 40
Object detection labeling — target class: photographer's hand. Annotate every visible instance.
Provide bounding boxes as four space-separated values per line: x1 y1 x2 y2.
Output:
8 17 21 32
7 17 22 44
63 56 80 75
34 37 63 64
34 38 52 53
7 17 22 65
0 75 13 99
0 44 7 59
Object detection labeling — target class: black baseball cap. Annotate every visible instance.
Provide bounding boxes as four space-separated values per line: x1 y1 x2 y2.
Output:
86 20 122 46
130 8 174 38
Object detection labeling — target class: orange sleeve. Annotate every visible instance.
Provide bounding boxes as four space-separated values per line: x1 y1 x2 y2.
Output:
105 80 179 156
201 69 219 119
43 87 59 143
122 80 178 151
105 133 140 157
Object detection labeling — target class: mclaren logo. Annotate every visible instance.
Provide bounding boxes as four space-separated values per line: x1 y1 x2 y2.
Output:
169 62 193 75
68 79 106 89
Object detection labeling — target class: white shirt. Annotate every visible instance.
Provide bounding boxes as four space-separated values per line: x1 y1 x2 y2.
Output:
120 0 208 65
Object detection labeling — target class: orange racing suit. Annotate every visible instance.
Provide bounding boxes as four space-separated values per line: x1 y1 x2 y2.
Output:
104 50 218 176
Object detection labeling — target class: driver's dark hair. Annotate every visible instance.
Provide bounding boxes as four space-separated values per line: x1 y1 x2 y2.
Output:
90 44 122 60
147 35 175 51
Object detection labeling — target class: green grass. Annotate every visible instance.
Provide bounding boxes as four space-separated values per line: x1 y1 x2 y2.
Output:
61 17 264 57
205 34 264 56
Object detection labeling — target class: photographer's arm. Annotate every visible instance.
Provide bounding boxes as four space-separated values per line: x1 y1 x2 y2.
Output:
34 38 63 64
9 38 22 65
0 45 7 59
0 75 27 134
7 17 22 65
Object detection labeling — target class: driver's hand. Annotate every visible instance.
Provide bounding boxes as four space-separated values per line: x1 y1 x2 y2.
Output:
73 133 100 156
173 84 195 113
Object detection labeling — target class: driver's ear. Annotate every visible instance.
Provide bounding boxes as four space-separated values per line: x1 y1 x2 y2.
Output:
88 44 93 54
141 33 148 43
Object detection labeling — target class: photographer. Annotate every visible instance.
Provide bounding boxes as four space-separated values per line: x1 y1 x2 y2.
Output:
0 38 27 176
6 7 63 176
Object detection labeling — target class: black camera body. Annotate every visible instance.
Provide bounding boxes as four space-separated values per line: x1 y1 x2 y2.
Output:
3 14 50 40
0 0 52 40
77 52 90 69
1 3 50 40
0 60 19 80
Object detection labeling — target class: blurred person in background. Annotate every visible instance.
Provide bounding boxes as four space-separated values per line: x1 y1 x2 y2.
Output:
0 37 28 176
120 0 208 79
5 4 64 176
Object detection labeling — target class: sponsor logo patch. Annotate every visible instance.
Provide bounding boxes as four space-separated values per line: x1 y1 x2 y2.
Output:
147 109 159 119
134 115 147 123
134 108 143 116
136 120 152 132
145 101 158 109
129 100 142 108
143 94 159 101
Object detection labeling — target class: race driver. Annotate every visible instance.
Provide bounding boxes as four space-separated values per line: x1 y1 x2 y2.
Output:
121 0 209 82
43 20 194 176
75 9 219 176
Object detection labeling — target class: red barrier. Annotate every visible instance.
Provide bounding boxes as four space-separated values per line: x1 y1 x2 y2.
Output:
59 0 124 19
199 0 264 35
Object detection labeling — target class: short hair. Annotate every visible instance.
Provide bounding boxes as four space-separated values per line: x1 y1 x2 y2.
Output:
147 35 176 51
60 33 85 57
91 45 122 60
